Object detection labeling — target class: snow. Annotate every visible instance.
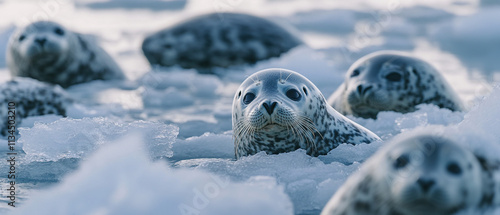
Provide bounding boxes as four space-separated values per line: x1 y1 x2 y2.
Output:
0 1 499 215
12 135 293 215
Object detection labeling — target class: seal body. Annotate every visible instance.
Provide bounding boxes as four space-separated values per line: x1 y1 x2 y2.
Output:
232 68 380 159
142 13 302 72
321 134 498 215
7 21 125 88
0 78 72 136
328 51 464 118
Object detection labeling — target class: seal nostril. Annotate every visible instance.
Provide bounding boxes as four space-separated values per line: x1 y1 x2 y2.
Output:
363 86 373 94
263 101 277 115
417 178 435 192
357 85 363 95
357 85 373 96
35 38 47 46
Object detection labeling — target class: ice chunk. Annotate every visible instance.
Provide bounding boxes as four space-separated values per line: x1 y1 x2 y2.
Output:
349 104 465 139
19 117 178 162
171 132 234 160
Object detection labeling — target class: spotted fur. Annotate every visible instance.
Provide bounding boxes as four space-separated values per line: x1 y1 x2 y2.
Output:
328 51 464 119
232 68 380 159
7 21 125 88
0 78 72 136
321 134 500 215
142 13 302 73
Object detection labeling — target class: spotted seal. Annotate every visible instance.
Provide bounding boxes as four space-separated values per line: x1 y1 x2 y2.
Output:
0 78 72 136
327 51 464 118
7 21 125 88
321 133 500 215
232 68 380 159
142 13 302 73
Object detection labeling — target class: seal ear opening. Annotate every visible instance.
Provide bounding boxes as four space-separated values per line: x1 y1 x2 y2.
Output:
303 87 308 95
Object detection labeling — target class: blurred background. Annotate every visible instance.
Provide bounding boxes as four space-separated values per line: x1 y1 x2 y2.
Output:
1 0 499 214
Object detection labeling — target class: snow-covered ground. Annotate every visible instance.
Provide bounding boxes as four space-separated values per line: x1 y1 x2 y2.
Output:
1 0 500 214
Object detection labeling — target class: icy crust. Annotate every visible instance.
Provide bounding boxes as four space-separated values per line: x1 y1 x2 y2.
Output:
175 150 362 213
349 104 466 139
171 131 234 160
19 117 178 162
11 135 293 215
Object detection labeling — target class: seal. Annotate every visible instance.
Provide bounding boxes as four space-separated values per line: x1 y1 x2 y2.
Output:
232 68 380 159
327 51 464 118
321 133 499 215
7 21 125 88
142 13 302 73
0 78 72 136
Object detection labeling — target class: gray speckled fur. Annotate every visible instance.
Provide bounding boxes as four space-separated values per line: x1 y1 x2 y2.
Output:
321 134 500 215
328 51 464 119
142 13 302 72
0 78 72 136
232 69 380 159
7 21 124 88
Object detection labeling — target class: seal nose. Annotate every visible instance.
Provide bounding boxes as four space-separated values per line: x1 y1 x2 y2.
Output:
417 178 435 193
262 101 278 115
356 85 373 96
35 37 47 46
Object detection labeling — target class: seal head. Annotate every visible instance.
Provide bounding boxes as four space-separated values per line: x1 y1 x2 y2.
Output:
232 68 380 159
7 21 124 88
321 134 487 215
328 51 464 118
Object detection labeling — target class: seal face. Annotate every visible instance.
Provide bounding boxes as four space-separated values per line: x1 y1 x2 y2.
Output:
0 78 72 136
7 21 125 88
321 134 495 215
328 51 464 118
142 13 302 72
232 68 380 159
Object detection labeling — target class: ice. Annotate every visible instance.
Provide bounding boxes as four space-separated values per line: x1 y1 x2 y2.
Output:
174 149 363 214
19 117 178 162
456 85 500 158
171 132 234 160
350 104 465 139
11 135 293 215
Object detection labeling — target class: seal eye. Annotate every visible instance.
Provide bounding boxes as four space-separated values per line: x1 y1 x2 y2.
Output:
243 92 255 105
19 35 26 42
350 69 360 77
385 72 402 82
394 155 409 169
447 162 462 175
54 27 65 36
286 89 301 101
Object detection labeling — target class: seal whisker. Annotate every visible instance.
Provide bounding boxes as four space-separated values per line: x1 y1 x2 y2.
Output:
284 72 293 83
